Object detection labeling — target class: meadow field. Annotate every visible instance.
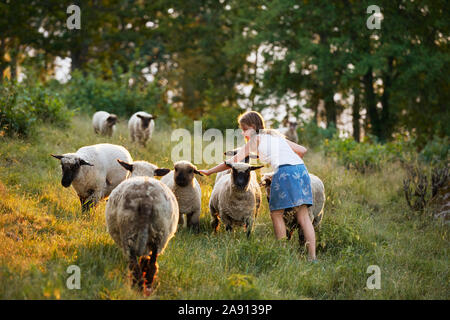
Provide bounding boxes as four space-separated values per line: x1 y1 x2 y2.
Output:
0 115 448 300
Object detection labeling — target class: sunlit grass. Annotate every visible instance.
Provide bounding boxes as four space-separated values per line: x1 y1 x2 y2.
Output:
0 115 448 299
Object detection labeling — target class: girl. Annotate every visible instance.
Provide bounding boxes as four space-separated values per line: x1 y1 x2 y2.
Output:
199 111 317 261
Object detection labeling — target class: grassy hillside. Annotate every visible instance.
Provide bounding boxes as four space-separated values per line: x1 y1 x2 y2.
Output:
0 115 448 299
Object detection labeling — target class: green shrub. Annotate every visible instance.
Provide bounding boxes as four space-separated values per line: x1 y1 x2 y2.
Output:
419 135 449 165
201 105 242 132
0 81 73 137
297 119 337 149
64 70 165 117
223 274 262 299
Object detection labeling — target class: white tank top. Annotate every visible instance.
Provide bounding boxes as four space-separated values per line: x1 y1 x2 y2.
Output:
257 133 304 170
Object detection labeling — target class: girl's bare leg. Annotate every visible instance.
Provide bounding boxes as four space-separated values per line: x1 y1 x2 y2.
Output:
294 205 316 260
270 209 287 239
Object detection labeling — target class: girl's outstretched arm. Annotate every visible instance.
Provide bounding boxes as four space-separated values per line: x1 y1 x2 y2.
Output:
285 139 307 159
198 135 258 176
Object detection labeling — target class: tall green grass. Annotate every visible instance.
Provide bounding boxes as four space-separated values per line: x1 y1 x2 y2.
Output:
0 115 448 299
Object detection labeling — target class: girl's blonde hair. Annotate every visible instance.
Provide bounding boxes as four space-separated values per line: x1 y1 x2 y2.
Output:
237 110 285 137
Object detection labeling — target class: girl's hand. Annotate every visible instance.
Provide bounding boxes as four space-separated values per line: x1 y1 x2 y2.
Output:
198 169 211 176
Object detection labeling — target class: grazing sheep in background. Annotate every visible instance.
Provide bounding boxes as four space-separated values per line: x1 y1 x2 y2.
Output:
160 161 203 232
209 162 263 237
260 172 325 246
278 121 299 143
106 159 175 294
51 143 132 212
92 111 118 137
128 111 156 147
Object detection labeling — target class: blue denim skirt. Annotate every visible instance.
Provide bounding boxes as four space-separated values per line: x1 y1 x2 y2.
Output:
269 164 313 211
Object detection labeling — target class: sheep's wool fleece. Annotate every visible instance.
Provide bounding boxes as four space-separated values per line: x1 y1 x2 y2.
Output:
160 170 201 215
69 143 132 200
105 176 179 256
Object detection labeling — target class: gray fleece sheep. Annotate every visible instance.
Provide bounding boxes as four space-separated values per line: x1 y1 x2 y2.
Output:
51 143 132 212
261 172 325 246
105 159 176 294
92 111 118 137
278 121 299 143
128 111 156 147
160 161 203 232
209 162 263 237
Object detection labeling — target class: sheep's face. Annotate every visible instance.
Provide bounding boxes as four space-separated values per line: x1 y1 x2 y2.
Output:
137 114 155 130
224 148 258 164
288 121 298 130
226 162 263 191
173 161 202 187
51 154 93 188
118 160 170 179
106 114 117 127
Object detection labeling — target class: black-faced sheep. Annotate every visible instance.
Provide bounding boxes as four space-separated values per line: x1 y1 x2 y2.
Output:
128 111 156 147
105 159 175 294
51 143 132 212
92 111 118 137
160 161 203 232
278 121 299 143
209 162 263 237
260 172 325 246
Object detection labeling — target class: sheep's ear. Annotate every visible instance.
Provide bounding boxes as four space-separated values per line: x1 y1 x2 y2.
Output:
194 169 203 176
137 114 145 120
224 161 232 168
250 165 264 171
154 168 170 176
150 115 157 120
51 154 64 160
117 159 133 172
80 159 94 166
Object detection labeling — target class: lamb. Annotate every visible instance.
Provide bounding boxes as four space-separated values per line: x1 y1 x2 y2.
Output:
260 171 325 246
209 161 263 237
105 159 176 294
51 143 132 212
160 161 203 232
92 111 118 137
128 111 156 146
278 121 299 143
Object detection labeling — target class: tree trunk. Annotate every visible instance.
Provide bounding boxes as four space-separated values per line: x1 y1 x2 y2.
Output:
380 56 394 142
352 85 361 142
363 67 381 140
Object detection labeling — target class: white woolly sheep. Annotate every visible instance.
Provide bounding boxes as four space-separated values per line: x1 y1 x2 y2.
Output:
128 111 156 147
51 143 132 212
105 159 176 293
209 161 263 237
278 121 299 143
260 171 325 246
160 161 203 232
92 111 118 137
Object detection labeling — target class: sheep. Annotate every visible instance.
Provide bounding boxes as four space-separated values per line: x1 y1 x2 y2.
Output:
209 161 263 237
260 171 325 246
160 161 203 232
128 111 156 146
278 121 299 143
92 111 118 137
51 143 132 212
105 159 176 294
215 148 259 184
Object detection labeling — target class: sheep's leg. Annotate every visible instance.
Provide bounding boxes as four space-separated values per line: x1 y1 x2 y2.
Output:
141 246 159 295
245 218 253 238
128 256 142 288
210 206 220 232
178 213 185 226
225 224 233 232
187 212 200 233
